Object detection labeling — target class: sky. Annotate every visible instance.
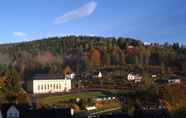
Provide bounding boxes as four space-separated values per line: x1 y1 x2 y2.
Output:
0 0 186 44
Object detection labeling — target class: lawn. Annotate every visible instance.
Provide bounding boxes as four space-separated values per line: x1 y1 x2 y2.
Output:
39 91 105 106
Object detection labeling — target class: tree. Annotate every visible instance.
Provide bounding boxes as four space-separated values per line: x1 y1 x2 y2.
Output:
4 67 21 93
103 51 111 67
143 74 153 90
64 66 72 75
90 48 101 67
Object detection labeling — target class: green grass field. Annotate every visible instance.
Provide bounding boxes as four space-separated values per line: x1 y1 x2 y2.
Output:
39 92 105 105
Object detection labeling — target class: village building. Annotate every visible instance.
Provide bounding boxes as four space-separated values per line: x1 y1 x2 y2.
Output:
97 72 103 78
85 106 96 111
156 75 182 85
127 72 142 83
27 74 71 94
7 105 19 118
92 71 103 79
65 73 75 79
167 77 181 84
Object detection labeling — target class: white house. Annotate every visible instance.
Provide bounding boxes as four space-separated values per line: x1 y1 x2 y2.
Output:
65 73 75 79
7 105 20 118
85 106 96 111
127 73 142 83
152 74 157 78
168 78 181 84
97 72 102 78
27 74 71 94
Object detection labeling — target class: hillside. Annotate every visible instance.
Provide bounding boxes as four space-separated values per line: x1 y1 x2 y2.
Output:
0 36 186 80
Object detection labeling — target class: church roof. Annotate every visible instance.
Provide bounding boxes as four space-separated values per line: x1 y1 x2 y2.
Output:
32 74 65 80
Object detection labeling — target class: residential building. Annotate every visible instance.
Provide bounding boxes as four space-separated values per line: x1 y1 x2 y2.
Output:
97 72 103 78
65 73 75 79
167 77 181 84
85 106 96 111
156 75 181 85
127 72 142 83
7 105 19 118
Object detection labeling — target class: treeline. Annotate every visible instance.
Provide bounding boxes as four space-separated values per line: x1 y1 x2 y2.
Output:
0 36 186 79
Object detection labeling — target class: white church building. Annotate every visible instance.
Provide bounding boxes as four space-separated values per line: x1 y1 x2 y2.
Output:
27 74 72 94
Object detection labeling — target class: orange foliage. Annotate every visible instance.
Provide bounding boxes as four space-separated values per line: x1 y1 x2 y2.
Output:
72 104 81 113
64 66 72 75
96 101 104 109
161 99 172 112
160 84 186 112
90 48 101 67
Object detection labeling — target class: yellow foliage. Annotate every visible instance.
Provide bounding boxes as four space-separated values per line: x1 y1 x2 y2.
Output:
160 84 186 112
72 104 81 113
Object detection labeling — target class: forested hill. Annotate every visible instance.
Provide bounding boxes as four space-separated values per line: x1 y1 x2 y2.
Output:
0 36 186 79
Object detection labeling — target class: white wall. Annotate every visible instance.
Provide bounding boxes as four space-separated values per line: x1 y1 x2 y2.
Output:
33 79 71 94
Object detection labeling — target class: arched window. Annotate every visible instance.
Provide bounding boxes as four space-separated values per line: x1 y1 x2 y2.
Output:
44 84 46 90
47 84 49 89
41 85 43 90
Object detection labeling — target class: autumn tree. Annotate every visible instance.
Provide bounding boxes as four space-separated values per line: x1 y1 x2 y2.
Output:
4 67 21 93
142 74 153 90
64 66 72 75
90 48 101 68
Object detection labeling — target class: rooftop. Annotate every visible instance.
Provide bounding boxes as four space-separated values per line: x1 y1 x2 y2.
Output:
32 74 65 80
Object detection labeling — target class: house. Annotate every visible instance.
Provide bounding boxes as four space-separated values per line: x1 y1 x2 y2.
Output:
152 74 157 78
65 73 75 79
0 103 29 118
7 105 19 118
127 72 142 83
167 77 181 84
85 106 96 111
26 74 71 94
0 104 73 118
97 72 103 78
156 76 181 85
92 71 103 79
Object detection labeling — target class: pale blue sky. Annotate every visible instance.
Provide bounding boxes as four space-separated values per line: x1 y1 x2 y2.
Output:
0 0 186 44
